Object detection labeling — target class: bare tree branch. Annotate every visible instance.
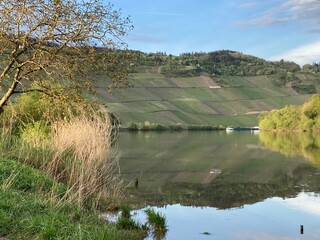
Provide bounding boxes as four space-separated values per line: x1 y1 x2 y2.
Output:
0 0 134 109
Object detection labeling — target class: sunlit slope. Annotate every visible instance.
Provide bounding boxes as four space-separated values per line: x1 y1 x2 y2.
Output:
95 67 316 127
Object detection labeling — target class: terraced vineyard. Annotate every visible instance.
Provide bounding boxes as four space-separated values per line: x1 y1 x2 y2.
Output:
95 65 319 128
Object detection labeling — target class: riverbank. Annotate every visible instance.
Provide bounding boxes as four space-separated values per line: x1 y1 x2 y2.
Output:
0 157 146 240
122 122 259 131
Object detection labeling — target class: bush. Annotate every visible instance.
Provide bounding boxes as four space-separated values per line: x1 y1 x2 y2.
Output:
1 95 122 209
168 123 183 131
292 85 317 94
21 121 51 147
127 122 138 130
127 121 166 131
258 94 320 131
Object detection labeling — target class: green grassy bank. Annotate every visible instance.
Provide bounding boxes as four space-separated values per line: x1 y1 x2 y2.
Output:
0 157 145 240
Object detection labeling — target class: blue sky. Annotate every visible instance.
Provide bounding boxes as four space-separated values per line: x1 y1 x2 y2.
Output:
112 0 320 65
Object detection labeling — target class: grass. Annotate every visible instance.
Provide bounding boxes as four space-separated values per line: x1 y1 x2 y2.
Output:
49 115 122 209
144 208 168 239
0 93 148 239
116 205 145 231
0 104 123 210
0 157 146 240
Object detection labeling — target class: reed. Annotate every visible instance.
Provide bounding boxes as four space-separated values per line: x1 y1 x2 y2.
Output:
47 107 121 208
0 104 122 209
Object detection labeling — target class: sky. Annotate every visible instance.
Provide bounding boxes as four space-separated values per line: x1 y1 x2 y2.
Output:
112 0 320 65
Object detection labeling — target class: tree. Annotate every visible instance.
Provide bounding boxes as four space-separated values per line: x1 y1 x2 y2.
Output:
0 0 133 110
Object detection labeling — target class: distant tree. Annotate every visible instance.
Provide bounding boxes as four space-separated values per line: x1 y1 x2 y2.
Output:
0 0 133 110
302 94 320 120
259 94 320 131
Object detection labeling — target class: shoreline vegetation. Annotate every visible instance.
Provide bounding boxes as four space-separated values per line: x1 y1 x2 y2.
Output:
0 91 148 239
124 121 259 131
0 157 146 240
0 1 319 237
258 94 320 132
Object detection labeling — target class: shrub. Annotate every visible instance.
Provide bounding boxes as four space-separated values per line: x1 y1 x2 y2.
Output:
1 101 122 209
127 122 138 130
20 121 51 147
168 123 183 131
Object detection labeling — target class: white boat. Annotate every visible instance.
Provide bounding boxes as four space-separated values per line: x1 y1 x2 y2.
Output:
226 127 234 132
251 126 260 134
210 169 222 174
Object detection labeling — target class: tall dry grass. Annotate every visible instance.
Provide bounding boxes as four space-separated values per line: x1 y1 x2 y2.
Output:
0 103 122 209
48 110 122 208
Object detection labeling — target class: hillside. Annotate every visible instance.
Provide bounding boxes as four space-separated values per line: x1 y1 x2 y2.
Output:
94 50 320 128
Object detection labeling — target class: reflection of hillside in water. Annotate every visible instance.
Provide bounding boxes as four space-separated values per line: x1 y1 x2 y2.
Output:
119 132 320 209
126 166 320 210
258 131 320 167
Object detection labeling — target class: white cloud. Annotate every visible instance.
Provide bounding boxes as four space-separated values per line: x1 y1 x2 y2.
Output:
236 0 320 31
274 192 320 215
269 41 320 65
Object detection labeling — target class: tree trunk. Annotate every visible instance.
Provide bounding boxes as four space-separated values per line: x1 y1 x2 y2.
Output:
0 80 19 109
0 69 21 110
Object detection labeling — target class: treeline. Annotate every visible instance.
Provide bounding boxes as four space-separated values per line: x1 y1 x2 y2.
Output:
258 94 320 131
126 121 222 131
132 50 320 85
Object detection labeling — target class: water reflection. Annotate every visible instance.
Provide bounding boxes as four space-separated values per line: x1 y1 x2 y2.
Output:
275 192 320 216
132 193 320 240
259 131 320 167
118 131 320 209
117 131 320 239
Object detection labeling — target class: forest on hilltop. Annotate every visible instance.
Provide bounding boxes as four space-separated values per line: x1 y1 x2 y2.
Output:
132 50 320 89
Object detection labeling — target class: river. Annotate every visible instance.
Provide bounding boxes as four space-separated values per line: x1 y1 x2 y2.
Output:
116 131 320 240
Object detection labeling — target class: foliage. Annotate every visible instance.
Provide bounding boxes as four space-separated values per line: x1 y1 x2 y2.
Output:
302 62 320 73
168 123 184 131
0 91 123 209
187 124 220 130
137 50 303 79
0 0 133 109
126 122 223 131
127 121 182 131
20 120 51 147
302 94 320 120
127 122 139 130
258 94 320 131
292 85 317 94
0 85 86 129
137 121 166 131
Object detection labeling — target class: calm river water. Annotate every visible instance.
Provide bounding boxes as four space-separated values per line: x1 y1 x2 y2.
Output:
116 131 320 240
